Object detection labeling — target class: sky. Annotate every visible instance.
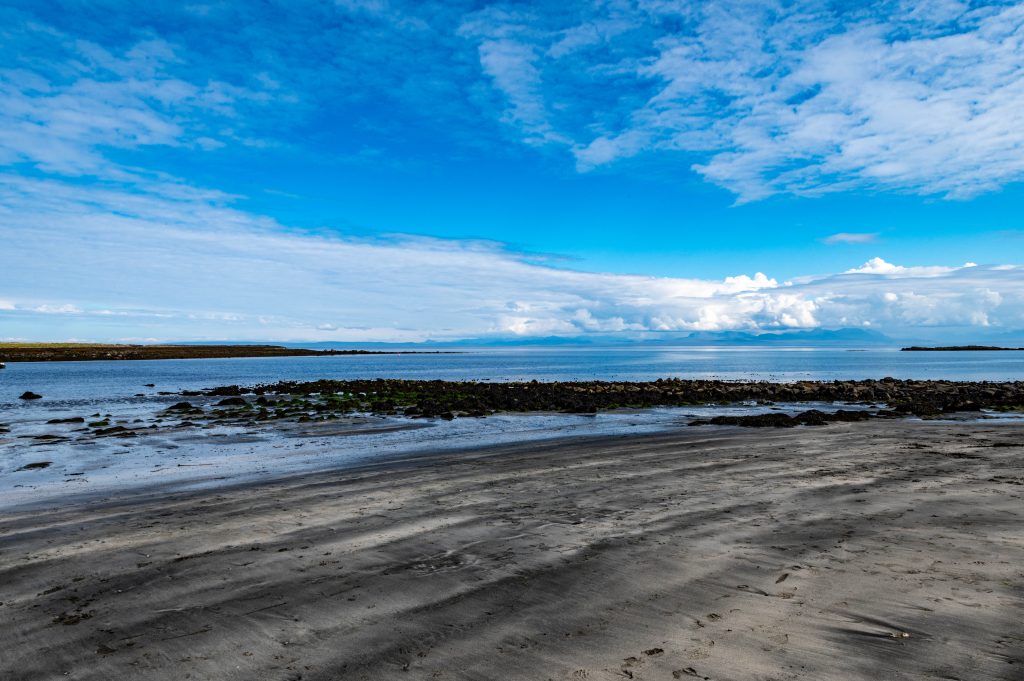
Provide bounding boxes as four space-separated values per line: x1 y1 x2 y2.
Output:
1 0 1023 343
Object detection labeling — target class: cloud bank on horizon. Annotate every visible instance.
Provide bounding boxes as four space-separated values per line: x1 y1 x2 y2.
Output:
2 1 1024 342
2 175 1022 342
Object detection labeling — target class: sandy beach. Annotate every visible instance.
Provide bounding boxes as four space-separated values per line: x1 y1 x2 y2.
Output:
0 419 1021 680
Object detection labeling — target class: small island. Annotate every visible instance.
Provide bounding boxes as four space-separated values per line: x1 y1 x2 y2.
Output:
0 343 445 363
901 345 1024 351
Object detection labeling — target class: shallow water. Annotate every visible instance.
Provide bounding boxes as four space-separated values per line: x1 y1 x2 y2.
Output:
3 345 1024 406
0 399 877 510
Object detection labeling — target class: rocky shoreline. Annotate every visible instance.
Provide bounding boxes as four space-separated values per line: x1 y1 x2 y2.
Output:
159 377 1024 427
9 380 1024 452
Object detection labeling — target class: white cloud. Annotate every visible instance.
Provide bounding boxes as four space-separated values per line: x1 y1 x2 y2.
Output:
460 10 570 148
32 304 83 314
0 23 272 178
461 2 1024 201
8 4 1024 205
844 257 971 277
823 232 878 245
720 272 777 292
2 174 1022 341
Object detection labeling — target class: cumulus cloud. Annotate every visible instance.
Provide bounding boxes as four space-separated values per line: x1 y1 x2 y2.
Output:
844 257 970 276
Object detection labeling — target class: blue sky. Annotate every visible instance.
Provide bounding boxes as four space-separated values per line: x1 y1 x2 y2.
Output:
2 0 1023 342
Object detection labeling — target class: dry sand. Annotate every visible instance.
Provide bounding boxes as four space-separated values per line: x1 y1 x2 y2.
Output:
0 420 1021 680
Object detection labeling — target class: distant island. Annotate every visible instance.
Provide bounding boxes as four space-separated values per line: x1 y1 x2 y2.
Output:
901 345 1024 352
0 343 448 363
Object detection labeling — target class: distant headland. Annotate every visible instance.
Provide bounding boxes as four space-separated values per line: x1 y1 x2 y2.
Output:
0 343 449 363
901 345 1024 352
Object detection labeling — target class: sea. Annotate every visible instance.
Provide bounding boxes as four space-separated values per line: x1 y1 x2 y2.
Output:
3 345 1024 404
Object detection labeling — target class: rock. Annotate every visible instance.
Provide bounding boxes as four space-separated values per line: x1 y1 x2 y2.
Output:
18 461 51 471
19 392 42 400
690 409 875 428
216 397 248 407
208 385 243 396
93 426 134 437
166 402 195 411
47 417 85 424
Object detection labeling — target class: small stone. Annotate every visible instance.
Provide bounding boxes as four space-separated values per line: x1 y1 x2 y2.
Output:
18 462 51 471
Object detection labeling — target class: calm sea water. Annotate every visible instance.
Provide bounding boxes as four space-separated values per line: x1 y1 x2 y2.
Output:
3 346 1024 405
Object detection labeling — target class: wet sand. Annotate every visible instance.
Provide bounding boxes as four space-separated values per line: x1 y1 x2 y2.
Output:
0 420 1021 680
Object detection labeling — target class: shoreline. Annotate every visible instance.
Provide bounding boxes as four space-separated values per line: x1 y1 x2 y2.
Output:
1 420 1021 680
2 424 662 513
5 402 1021 514
2 405 742 511
6 374 1024 510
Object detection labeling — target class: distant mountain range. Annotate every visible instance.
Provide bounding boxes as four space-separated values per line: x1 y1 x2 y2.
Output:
258 327 898 348
669 328 893 345
168 326 1024 349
